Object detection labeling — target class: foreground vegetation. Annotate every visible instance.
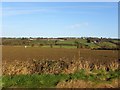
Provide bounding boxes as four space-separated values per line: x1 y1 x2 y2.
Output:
2 69 119 88
2 56 119 88
1 37 119 88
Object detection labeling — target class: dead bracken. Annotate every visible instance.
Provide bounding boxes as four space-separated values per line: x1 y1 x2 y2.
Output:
2 58 118 75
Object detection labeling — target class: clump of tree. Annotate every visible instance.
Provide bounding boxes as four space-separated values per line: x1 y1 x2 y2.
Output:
22 41 29 45
39 43 44 47
86 38 91 43
54 40 58 45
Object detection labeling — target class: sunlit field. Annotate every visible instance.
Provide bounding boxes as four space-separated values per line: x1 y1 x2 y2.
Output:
2 46 119 88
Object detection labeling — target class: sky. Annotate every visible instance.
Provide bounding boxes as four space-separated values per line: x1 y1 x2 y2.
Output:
1 2 118 38
2 0 120 2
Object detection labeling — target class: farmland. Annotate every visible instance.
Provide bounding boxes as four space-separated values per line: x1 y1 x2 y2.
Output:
2 46 118 64
1 37 120 88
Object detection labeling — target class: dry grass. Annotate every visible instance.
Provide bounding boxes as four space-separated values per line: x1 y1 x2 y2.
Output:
56 79 119 88
2 58 118 75
56 80 94 88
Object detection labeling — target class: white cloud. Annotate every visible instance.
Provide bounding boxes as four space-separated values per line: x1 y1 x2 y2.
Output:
70 24 81 29
2 5 116 10
1 3 117 16
66 22 89 29
2 7 54 16
1 7 95 16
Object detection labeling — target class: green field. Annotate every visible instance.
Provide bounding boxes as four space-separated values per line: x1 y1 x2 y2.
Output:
2 38 119 49
2 69 119 88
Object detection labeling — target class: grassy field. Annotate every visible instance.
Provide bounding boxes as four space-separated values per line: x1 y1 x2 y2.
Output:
2 38 119 49
2 46 119 88
2 69 119 88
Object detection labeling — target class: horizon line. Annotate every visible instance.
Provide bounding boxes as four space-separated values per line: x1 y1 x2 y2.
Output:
0 36 119 39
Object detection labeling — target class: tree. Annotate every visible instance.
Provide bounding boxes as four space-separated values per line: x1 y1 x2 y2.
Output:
74 41 79 48
39 43 44 47
22 41 26 45
87 38 91 43
55 40 58 45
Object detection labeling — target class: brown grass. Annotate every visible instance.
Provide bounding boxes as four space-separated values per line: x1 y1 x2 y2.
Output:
56 80 94 88
56 79 119 88
2 57 118 75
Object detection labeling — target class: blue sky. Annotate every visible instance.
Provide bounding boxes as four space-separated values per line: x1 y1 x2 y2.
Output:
1 2 118 38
